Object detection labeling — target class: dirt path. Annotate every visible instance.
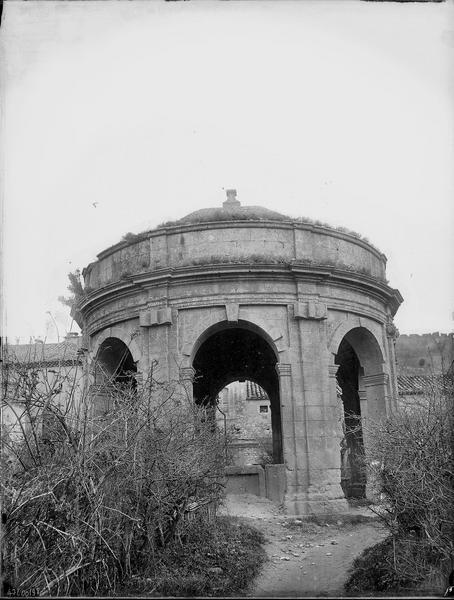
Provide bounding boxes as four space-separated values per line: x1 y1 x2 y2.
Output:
219 494 387 598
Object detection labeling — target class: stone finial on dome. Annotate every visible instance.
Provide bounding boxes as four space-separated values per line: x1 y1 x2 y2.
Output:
223 189 241 209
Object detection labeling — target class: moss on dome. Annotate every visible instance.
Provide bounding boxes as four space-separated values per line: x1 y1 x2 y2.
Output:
158 205 292 227
119 204 378 253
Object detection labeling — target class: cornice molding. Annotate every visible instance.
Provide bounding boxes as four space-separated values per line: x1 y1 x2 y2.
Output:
276 363 291 377
80 262 402 318
179 367 196 382
328 364 340 377
363 373 389 387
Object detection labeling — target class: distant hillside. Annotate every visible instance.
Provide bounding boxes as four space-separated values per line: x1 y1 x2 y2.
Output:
395 332 454 376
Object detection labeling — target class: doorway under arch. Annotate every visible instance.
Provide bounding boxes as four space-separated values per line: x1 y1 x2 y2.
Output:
216 380 273 467
192 322 282 463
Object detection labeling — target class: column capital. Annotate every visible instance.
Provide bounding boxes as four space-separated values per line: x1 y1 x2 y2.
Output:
276 363 291 377
363 372 389 387
385 318 399 341
179 366 196 383
328 363 340 378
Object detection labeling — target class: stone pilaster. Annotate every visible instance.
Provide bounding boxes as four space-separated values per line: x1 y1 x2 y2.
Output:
363 372 389 420
140 309 173 384
275 363 297 489
328 362 343 432
179 366 195 404
288 315 348 515
385 319 400 413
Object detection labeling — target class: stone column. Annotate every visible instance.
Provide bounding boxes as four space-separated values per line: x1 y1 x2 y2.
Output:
291 301 348 515
358 388 368 422
363 372 389 421
277 362 305 513
361 371 388 502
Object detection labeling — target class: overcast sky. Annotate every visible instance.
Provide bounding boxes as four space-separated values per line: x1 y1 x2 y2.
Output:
1 0 453 343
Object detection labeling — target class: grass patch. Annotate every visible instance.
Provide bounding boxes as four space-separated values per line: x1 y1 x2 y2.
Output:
116 515 266 597
345 535 443 595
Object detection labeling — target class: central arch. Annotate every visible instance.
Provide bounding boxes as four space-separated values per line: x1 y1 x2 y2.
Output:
192 321 283 463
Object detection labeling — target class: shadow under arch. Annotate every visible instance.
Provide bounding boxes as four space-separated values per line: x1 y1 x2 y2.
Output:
335 327 385 499
192 320 282 463
92 326 142 368
92 337 137 415
341 327 385 375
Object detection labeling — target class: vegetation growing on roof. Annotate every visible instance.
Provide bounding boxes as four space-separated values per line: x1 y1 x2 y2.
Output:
176 254 387 282
121 231 150 244
185 253 290 267
58 270 86 310
157 207 290 228
123 209 378 251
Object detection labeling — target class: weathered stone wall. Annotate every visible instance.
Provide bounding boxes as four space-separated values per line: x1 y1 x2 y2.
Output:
216 382 272 466
84 221 387 293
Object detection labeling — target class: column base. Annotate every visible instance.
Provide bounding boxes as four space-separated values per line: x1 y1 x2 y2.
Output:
284 483 349 516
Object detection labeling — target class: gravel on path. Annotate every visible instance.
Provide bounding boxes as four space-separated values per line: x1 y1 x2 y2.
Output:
219 493 388 598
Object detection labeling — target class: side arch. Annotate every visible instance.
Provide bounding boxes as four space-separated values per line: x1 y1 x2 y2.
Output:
90 325 142 366
333 324 390 499
328 317 386 375
89 332 139 418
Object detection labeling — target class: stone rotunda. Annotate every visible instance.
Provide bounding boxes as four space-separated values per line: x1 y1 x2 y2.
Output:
79 190 402 515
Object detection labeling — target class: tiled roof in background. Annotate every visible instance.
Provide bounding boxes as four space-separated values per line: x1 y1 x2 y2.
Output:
397 374 445 396
335 377 445 397
246 380 268 400
4 336 83 366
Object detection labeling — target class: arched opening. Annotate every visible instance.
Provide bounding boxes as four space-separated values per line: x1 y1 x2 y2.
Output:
335 326 385 500
95 337 137 387
336 338 365 498
192 322 282 463
93 337 137 415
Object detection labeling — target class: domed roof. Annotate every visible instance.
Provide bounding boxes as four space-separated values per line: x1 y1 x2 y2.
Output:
174 190 291 225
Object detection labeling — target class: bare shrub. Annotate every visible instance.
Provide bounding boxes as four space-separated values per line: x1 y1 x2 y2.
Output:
1 346 225 596
360 379 454 587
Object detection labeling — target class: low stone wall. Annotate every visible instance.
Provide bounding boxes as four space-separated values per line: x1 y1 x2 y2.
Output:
265 464 287 504
224 465 266 497
224 464 287 506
